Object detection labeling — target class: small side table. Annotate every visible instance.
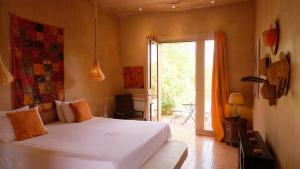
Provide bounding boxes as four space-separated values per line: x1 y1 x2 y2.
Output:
224 117 248 146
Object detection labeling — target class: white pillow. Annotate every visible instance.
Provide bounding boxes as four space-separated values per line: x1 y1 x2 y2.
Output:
32 106 47 130
61 99 84 123
55 100 66 122
0 106 30 142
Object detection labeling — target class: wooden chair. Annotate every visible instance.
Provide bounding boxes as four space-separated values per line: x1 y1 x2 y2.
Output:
114 94 145 120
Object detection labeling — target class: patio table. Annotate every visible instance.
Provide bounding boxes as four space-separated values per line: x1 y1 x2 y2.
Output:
182 103 195 124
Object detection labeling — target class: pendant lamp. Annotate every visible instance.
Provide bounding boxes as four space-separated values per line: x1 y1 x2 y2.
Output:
0 54 13 86
89 0 105 81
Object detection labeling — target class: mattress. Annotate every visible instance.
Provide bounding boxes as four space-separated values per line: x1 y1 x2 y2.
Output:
0 117 171 169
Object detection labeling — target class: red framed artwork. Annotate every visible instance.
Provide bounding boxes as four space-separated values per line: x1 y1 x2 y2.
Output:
123 66 144 89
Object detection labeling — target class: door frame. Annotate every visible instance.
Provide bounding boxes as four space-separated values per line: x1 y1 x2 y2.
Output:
155 33 215 136
146 39 160 121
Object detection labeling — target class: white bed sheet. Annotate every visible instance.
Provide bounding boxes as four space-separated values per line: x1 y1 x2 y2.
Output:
0 117 171 169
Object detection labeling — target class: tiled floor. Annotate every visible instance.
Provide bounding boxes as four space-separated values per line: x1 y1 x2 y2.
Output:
162 116 238 169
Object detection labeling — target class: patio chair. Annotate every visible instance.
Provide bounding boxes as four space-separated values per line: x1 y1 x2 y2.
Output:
170 108 184 124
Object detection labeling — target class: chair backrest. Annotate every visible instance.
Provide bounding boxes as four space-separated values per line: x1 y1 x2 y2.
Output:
115 94 135 118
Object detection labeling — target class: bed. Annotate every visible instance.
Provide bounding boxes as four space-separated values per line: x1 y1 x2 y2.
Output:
0 117 187 169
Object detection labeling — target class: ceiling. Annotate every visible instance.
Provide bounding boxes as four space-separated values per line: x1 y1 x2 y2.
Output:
99 0 250 16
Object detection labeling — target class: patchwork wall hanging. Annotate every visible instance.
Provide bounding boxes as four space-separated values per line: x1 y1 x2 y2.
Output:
123 66 144 89
11 15 64 122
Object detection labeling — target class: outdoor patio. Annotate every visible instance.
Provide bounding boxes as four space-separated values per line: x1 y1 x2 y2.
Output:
161 111 212 134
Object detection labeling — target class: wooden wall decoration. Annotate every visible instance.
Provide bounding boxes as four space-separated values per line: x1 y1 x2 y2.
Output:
123 66 144 89
262 21 279 55
242 20 290 106
11 15 64 123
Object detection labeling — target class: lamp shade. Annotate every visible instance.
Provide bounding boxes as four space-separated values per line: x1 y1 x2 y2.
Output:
89 57 105 81
228 93 244 105
88 0 105 82
0 54 13 86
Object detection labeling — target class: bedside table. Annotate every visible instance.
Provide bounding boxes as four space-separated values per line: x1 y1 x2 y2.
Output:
224 117 248 146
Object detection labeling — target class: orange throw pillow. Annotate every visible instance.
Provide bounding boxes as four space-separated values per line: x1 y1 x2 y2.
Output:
69 100 93 122
7 109 47 141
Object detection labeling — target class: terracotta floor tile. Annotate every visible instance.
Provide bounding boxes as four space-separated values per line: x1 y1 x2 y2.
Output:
162 117 238 169
187 160 215 169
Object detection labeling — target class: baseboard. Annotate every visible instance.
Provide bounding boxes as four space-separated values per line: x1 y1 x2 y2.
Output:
196 130 214 137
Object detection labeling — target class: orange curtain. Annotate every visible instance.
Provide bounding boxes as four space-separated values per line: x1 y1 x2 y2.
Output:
211 31 230 142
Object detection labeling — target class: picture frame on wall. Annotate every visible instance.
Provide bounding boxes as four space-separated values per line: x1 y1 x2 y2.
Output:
123 66 144 89
254 39 261 98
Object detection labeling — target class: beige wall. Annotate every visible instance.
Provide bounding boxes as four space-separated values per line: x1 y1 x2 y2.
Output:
0 0 122 117
120 1 255 132
254 0 300 168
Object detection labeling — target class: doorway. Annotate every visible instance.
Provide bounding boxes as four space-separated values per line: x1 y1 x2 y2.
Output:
147 37 214 135
147 40 196 134
160 42 196 132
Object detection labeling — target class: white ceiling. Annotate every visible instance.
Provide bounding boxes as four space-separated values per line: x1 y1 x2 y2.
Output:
99 0 250 16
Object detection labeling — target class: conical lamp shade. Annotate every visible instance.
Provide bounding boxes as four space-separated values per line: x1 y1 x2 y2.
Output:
89 0 105 81
0 54 13 86
89 56 105 81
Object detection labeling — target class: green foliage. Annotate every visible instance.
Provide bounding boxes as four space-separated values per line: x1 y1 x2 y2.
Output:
161 93 175 116
161 42 196 115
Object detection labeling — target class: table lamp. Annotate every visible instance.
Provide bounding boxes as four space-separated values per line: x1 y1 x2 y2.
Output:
228 93 244 118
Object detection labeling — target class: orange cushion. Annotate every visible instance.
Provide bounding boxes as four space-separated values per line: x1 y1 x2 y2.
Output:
69 100 93 122
7 109 47 141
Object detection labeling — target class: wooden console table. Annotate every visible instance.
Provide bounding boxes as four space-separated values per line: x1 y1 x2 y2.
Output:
239 130 274 169
224 117 248 145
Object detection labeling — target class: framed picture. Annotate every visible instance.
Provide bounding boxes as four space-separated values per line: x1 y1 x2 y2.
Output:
254 39 261 98
123 66 144 89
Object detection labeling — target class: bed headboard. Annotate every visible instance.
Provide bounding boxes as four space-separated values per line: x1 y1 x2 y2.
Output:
11 15 64 124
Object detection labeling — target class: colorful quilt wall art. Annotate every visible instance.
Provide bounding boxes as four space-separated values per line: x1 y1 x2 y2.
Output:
11 15 64 122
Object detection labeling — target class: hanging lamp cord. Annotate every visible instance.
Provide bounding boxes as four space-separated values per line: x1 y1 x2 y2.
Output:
94 0 98 63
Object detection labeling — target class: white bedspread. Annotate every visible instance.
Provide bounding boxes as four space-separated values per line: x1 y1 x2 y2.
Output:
0 117 171 169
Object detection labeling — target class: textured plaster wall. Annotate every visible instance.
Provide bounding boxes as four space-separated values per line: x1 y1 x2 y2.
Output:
254 0 300 168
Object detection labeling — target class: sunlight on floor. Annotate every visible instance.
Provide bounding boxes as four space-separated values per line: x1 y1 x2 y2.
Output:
162 116 238 169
